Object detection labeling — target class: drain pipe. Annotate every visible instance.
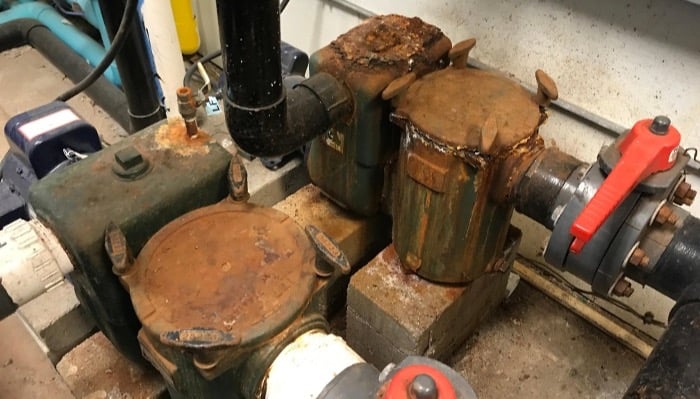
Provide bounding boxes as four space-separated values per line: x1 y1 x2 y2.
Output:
96 0 165 131
0 1 121 86
624 283 700 398
216 0 352 157
0 18 129 130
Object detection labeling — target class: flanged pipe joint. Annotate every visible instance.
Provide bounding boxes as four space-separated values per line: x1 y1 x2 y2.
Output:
216 0 352 157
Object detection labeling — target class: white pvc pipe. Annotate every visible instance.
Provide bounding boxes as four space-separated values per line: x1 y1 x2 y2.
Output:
0 219 73 306
141 0 187 118
265 330 365 399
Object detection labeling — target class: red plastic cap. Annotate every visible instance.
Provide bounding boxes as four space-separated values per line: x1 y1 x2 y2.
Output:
383 364 457 399
569 117 681 254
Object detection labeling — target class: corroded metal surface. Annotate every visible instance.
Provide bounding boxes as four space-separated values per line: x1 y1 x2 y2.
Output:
391 57 545 283
393 68 543 153
29 118 233 361
121 202 316 363
306 15 451 216
327 14 450 77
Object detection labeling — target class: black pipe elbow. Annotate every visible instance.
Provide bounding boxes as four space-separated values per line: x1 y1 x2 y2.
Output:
223 72 351 157
217 0 351 157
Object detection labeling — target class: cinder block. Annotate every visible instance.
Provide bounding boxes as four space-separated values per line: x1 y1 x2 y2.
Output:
347 245 510 367
57 332 167 399
0 314 74 399
274 184 391 316
19 282 95 363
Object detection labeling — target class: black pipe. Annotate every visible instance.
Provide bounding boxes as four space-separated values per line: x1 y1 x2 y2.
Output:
216 0 351 157
625 283 700 398
514 148 586 229
0 19 130 130
634 214 700 300
97 0 164 131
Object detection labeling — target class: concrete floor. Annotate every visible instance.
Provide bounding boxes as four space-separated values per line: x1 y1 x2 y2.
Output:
0 47 645 398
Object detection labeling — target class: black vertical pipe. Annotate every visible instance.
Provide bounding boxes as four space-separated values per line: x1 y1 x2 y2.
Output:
217 0 284 108
625 284 700 398
97 0 164 132
216 0 351 157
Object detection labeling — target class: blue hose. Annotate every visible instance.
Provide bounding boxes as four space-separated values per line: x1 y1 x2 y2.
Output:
0 1 121 85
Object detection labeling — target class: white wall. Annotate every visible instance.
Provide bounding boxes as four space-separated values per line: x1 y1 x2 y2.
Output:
199 0 700 337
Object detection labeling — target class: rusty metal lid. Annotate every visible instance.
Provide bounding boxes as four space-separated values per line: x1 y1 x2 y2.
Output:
394 68 543 152
323 15 451 76
121 202 316 350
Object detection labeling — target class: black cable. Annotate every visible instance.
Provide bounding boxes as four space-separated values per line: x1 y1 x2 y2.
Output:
183 0 292 88
55 0 137 102
280 0 291 13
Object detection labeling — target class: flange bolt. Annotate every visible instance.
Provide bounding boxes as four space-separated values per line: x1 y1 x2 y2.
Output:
649 116 671 135
409 374 438 399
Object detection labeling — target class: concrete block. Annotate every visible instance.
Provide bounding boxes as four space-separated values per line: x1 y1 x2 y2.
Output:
347 245 510 368
0 314 74 399
274 184 391 317
57 332 167 399
18 282 95 363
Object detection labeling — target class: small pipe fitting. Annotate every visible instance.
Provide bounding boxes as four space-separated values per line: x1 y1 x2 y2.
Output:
176 86 199 138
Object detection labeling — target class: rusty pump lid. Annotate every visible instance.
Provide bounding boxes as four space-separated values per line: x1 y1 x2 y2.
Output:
393 58 545 155
119 202 316 358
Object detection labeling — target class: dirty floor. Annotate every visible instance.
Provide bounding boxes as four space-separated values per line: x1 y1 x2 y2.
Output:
0 47 644 398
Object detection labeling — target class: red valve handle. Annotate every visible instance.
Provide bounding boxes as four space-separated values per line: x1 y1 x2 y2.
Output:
569 117 681 254
383 364 457 399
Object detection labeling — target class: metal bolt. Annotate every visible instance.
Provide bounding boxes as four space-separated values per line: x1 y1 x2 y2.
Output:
409 374 438 399
114 147 143 169
649 115 671 135
674 181 696 206
112 146 150 180
654 205 678 227
448 38 476 69
628 248 650 269
533 69 559 107
612 279 634 297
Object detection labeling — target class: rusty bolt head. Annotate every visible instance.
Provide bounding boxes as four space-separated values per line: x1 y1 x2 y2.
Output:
673 182 696 206
534 69 559 106
655 205 678 227
628 248 651 269
612 279 634 297
448 38 477 69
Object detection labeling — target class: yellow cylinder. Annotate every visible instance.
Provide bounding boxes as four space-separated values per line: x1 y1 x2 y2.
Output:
170 0 200 55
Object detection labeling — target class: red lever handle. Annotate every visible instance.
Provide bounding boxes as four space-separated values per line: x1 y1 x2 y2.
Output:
569 117 681 254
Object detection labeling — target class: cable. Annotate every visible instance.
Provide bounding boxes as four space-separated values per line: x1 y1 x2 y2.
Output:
280 0 291 13
55 0 138 102
183 49 221 87
183 0 293 88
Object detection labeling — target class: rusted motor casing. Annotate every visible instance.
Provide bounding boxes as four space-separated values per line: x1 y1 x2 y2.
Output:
391 67 545 283
306 15 452 216
116 201 325 398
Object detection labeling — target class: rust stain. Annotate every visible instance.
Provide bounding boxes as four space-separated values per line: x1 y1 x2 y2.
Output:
122 203 316 343
330 15 447 74
394 67 543 154
154 118 211 156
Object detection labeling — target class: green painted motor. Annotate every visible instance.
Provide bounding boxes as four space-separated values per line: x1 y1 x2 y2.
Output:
389 40 555 283
306 15 452 216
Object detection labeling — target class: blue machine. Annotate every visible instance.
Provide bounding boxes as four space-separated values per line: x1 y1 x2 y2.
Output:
0 102 101 227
